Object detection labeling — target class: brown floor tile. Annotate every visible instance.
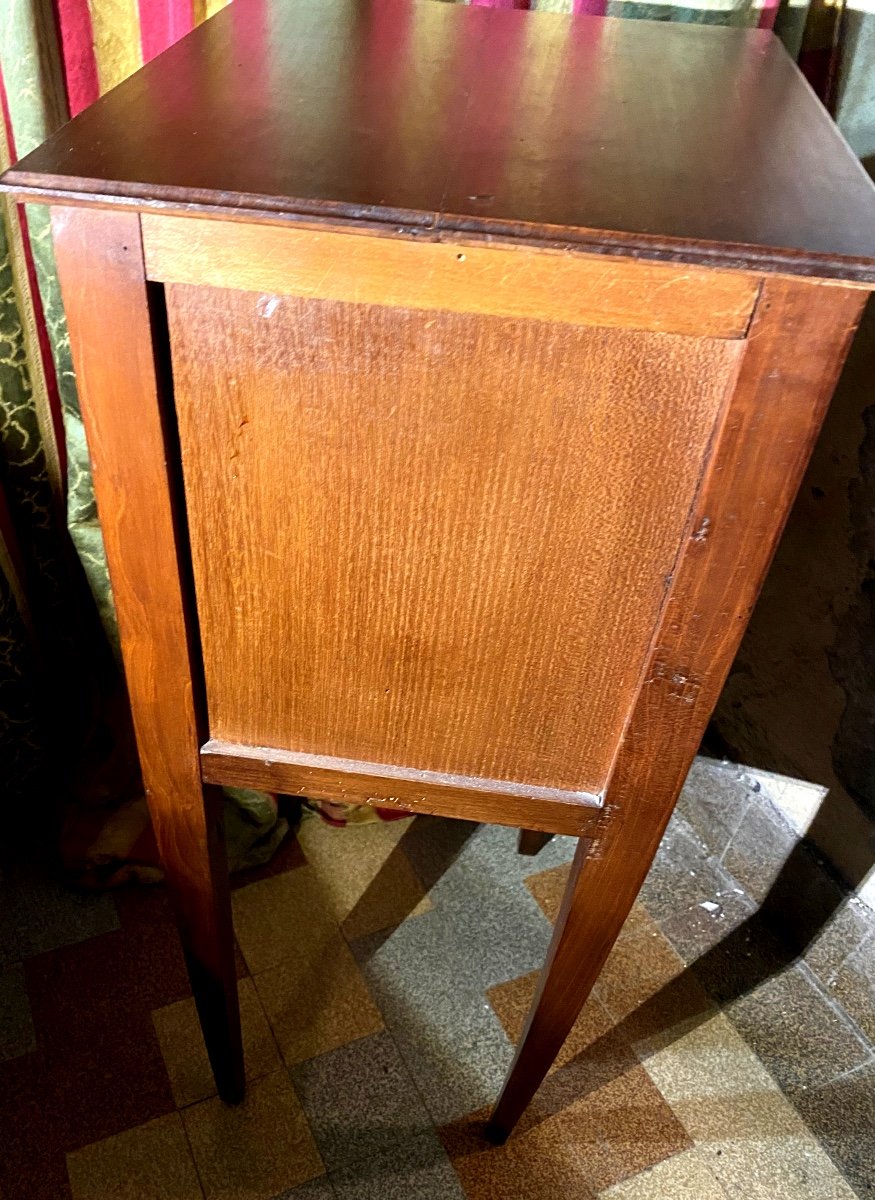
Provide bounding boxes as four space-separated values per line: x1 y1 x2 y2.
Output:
297 816 431 940
152 977 280 1106
487 970 615 1071
571 1062 693 1192
182 1070 324 1200
589 906 717 1058
443 1059 689 1198
525 863 572 922
253 936 383 1065
448 1116 598 1200
66 1113 202 1200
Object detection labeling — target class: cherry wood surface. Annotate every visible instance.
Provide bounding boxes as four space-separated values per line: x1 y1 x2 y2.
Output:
10 0 875 1143
488 277 867 1136
142 213 760 339
3 0 875 281
201 741 604 836
166 280 741 805
49 207 244 1102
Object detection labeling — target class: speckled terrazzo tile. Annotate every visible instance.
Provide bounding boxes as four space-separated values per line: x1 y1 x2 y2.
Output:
399 818 576 907
487 970 616 1071
525 862 571 922
727 964 871 1092
805 896 875 984
675 758 754 859
231 867 342 975
444 1109 599 1200
639 814 741 926
0 864 119 966
297 817 432 940
182 1070 324 1200
364 976 514 1125
569 1061 693 1192
826 932 875 1042
271 1177 335 1200
600 1147 730 1199
689 909 790 1008
754 842 849 959
700 1134 860 1200
330 1131 465 1200
349 846 554 996
720 799 796 905
590 904 716 1056
792 1061 875 1200
659 889 755 965
291 1030 432 1170
66 1113 202 1200
444 1059 689 1198
152 977 280 1106
253 937 383 1066
0 962 35 1061
644 1011 781 1107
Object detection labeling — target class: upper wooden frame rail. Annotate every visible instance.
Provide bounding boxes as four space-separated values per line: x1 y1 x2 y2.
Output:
142 214 760 339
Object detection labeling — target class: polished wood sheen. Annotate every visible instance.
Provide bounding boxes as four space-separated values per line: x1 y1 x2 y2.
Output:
167 283 741 804
4 0 875 1146
3 0 875 280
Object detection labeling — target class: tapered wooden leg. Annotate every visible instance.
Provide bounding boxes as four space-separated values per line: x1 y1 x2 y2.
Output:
51 206 244 1102
159 783 244 1103
517 829 553 857
488 279 869 1141
488 831 649 1141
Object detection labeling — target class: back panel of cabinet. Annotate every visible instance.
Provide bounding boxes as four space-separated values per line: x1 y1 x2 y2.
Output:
167 283 743 807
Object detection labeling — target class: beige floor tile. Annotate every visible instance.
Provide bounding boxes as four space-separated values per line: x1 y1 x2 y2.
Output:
594 908 689 1023
488 970 616 1071
600 1147 730 1199
702 1135 860 1200
297 815 432 939
253 935 383 1065
645 1012 777 1102
232 867 343 974
182 1070 324 1200
67 1113 202 1200
152 977 281 1107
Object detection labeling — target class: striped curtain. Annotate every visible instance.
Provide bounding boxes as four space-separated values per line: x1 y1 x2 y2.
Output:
0 0 872 875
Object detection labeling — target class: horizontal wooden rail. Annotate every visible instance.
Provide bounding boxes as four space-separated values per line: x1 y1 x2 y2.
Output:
142 213 760 339
201 740 604 836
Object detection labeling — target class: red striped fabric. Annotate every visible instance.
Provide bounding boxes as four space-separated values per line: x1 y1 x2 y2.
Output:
52 0 100 116
139 0 196 65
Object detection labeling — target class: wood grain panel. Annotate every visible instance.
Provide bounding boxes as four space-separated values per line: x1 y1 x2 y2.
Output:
142 214 759 339
168 286 743 797
200 740 602 836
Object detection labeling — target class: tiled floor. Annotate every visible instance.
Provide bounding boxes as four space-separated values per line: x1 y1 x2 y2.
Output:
1 757 873 1200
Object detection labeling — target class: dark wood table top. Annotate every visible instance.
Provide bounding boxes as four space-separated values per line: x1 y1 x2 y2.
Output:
4 0 875 281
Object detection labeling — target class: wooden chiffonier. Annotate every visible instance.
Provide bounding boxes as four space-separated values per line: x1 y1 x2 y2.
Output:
3 0 875 1139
